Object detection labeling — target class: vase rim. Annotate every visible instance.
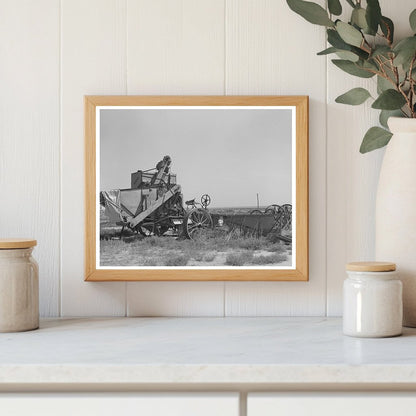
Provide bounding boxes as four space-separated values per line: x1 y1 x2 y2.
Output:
388 117 416 134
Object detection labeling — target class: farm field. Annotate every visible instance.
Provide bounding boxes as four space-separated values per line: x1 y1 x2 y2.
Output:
100 232 291 267
99 206 292 267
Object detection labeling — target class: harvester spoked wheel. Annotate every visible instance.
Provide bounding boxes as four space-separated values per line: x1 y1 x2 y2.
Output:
201 194 211 208
265 204 282 220
183 208 213 240
281 204 292 230
250 209 263 215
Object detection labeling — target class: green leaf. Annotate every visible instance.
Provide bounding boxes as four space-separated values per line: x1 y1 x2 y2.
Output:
327 29 369 59
377 75 392 94
335 50 359 62
410 9 416 32
327 29 348 48
366 0 382 35
371 46 392 58
362 59 379 71
287 0 334 27
336 21 363 47
351 7 368 32
328 0 342 16
360 127 392 153
317 46 358 61
380 16 394 44
317 47 338 55
394 36 416 70
376 67 404 95
335 87 371 105
379 110 402 129
372 89 406 110
332 59 375 78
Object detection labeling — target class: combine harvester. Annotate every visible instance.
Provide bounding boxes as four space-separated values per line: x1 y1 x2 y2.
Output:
100 156 291 242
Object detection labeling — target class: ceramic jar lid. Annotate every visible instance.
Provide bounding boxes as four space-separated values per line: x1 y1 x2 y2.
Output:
0 239 37 249
346 261 396 272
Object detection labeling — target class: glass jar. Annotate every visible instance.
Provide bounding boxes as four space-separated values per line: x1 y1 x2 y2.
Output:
343 262 402 338
0 239 39 332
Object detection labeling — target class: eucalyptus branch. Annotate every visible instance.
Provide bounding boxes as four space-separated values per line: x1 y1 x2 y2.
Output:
287 0 416 152
375 58 399 89
397 83 413 117
409 56 416 117
362 37 373 53
411 75 416 107
358 63 383 78
377 24 393 48
391 59 400 86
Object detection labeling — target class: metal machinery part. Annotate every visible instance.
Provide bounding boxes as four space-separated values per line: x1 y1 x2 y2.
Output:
183 208 214 239
101 156 212 240
201 194 211 208
100 156 292 242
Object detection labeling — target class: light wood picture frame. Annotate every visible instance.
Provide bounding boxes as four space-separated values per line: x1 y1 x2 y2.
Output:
85 96 308 281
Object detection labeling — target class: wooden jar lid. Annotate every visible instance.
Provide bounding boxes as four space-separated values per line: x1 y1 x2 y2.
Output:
0 239 37 249
346 261 396 272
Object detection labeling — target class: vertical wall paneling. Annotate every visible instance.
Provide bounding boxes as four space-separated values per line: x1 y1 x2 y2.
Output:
127 282 225 317
61 0 127 316
6 0 410 316
0 1 60 317
126 0 226 95
326 0 416 316
224 0 327 315
125 0 226 316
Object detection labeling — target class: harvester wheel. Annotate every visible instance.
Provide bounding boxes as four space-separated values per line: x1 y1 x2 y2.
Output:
249 209 263 215
265 204 282 220
281 204 292 230
183 208 213 240
201 194 211 208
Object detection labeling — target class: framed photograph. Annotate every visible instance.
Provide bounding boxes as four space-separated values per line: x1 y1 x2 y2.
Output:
85 96 308 281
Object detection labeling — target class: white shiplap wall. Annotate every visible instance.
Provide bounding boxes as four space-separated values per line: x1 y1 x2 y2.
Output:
1 0 413 317
0 1 60 316
125 0 226 316
224 0 327 316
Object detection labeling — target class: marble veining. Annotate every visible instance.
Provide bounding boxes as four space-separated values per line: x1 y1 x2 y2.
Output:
0 317 416 385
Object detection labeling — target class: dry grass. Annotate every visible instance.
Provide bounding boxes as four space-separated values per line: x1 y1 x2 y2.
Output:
203 252 216 262
251 253 287 265
225 251 287 266
165 253 191 266
100 229 291 267
100 203 293 267
225 252 254 266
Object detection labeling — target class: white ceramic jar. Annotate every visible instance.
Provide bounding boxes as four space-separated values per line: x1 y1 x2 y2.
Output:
0 239 39 332
343 262 402 338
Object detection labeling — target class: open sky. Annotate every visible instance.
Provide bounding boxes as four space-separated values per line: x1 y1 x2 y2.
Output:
100 108 293 208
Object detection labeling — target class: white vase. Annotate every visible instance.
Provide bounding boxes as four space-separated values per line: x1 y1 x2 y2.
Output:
376 117 416 327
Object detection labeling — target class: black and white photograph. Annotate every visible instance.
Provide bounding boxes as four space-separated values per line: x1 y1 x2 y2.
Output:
97 106 295 269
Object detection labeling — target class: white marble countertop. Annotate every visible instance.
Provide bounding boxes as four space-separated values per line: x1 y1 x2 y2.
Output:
1 317 416 389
